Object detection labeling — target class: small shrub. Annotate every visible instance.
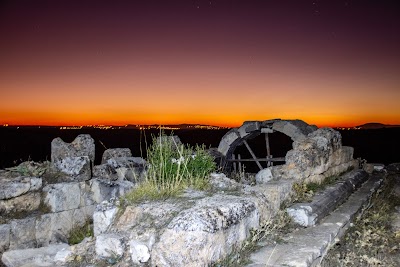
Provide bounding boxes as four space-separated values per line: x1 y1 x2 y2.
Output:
68 221 93 245
5 161 49 177
122 132 216 204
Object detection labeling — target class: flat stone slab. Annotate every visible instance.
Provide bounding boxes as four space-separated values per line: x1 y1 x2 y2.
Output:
287 169 368 226
247 173 383 267
1 243 69 267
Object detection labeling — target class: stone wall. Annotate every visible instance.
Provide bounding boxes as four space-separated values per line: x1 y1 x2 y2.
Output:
0 135 146 257
218 119 358 184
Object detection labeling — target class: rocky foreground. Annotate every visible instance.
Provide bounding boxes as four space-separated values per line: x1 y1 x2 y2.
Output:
1 119 393 266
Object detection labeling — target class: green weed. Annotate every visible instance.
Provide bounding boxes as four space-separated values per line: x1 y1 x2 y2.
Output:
122 132 216 204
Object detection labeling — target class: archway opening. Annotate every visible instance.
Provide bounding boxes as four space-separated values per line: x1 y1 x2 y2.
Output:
230 131 293 174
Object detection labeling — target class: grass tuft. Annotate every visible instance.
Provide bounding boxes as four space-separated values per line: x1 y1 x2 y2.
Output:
122 132 216 204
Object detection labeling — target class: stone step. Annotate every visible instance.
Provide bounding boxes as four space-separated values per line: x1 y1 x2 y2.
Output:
287 169 369 227
247 173 384 267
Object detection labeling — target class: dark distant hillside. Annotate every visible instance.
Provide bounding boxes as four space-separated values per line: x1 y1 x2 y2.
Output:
339 127 400 165
356 123 400 129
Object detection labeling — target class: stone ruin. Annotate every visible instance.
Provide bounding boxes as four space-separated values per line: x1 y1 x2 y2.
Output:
0 119 363 266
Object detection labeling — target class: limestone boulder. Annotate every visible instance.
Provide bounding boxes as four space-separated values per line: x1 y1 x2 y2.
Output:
90 178 134 203
1 243 69 267
284 127 344 180
51 134 95 164
0 176 42 200
52 156 91 182
101 148 132 164
151 194 259 266
272 119 317 141
9 218 36 249
35 206 94 246
209 172 240 191
93 200 119 236
43 182 81 212
95 233 125 258
94 156 146 182
0 192 41 216
51 134 95 181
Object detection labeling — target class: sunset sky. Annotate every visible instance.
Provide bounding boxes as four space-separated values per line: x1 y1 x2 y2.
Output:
1 0 399 127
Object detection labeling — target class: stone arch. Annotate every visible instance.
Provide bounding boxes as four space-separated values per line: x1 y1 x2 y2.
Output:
217 119 318 171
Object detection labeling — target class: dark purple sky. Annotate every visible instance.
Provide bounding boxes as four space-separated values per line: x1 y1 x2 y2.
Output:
1 0 399 126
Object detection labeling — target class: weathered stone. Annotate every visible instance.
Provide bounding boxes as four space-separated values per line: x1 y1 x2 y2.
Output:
0 224 10 253
209 172 240 190
52 156 91 182
93 200 119 236
35 207 93 246
54 246 74 264
101 148 132 164
217 130 240 156
287 170 368 227
79 181 95 207
255 168 274 184
90 178 134 203
249 174 384 267
0 176 42 200
129 240 151 264
9 217 36 249
151 194 259 266
95 233 125 258
1 243 69 267
92 164 117 180
272 119 317 141
51 134 95 165
0 192 41 216
94 157 146 182
43 182 81 212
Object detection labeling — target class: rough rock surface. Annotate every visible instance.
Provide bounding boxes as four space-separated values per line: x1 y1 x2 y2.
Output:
287 169 368 227
0 176 42 200
90 178 135 203
1 243 69 267
101 148 132 164
52 156 91 182
151 194 259 266
254 127 357 183
51 134 95 165
95 233 125 258
43 182 81 212
217 119 317 158
51 134 94 181
94 156 146 182
0 192 41 215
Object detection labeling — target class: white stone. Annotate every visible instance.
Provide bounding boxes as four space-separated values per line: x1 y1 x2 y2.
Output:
151 194 260 266
0 180 30 200
53 156 90 176
91 178 134 203
1 243 69 267
286 205 316 227
255 168 274 184
95 233 125 258
129 240 151 264
43 182 81 212
93 202 118 236
54 247 74 263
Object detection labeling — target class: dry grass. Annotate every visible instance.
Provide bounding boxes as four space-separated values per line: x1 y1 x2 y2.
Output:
321 173 400 267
